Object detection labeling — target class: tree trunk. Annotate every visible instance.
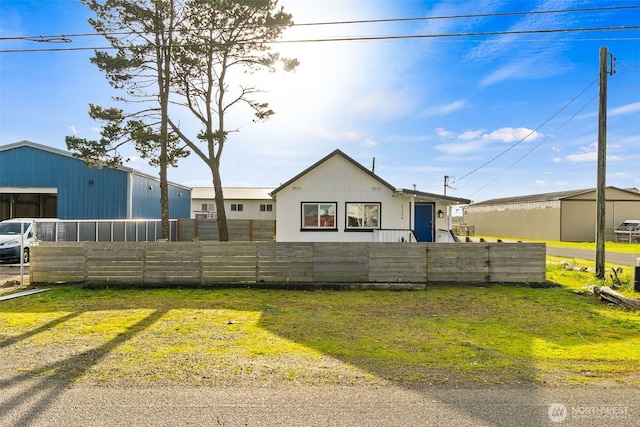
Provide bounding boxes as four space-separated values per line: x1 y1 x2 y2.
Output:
210 159 229 241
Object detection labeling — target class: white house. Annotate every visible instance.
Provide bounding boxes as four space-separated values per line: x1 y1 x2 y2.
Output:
270 149 470 242
191 187 275 220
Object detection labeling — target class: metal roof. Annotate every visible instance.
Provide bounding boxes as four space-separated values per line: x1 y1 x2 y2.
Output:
1 140 191 190
468 186 639 207
191 187 274 200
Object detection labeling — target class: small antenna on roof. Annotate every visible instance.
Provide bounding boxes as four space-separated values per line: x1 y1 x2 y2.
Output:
371 157 375 173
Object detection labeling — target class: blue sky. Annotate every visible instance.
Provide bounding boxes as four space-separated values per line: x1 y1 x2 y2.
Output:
1 0 639 203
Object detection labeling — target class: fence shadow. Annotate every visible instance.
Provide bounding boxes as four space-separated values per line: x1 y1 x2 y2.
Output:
0 308 167 426
0 285 637 425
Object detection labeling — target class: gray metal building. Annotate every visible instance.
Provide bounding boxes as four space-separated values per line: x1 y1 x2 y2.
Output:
463 187 640 242
0 141 191 221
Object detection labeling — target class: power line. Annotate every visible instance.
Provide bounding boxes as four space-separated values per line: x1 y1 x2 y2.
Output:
457 79 599 184
2 3 639 43
1 25 638 54
466 93 599 198
294 4 640 27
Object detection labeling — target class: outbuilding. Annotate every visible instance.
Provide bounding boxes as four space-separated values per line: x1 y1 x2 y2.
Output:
191 187 275 220
270 149 470 242
463 187 640 242
0 141 191 221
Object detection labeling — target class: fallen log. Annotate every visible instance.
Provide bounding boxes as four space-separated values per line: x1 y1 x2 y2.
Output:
586 285 640 310
560 261 595 273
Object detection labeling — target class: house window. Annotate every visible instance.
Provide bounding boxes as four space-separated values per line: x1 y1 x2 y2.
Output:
302 202 336 229
260 204 273 212
231 203 243 212
201 203 215 211
346 203 380 229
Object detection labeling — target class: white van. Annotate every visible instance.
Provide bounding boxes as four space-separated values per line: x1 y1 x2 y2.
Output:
0 218 35 263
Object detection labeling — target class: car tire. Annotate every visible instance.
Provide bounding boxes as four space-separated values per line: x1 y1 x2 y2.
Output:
23 248 30 264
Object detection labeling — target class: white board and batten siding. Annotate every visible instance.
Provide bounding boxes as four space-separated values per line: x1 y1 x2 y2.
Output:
274 154 409 242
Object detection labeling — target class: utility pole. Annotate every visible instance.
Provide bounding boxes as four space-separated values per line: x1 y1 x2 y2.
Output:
596 46 614 280
443 175 455 196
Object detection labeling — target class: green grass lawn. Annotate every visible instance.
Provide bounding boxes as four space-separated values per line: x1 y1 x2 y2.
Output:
1 260 639 388
476 235 640 254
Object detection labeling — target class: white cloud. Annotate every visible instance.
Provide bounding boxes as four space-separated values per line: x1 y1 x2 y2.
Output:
458 130 483 141
436 127 455 138
422 99 466 117
566 151 597 162
483 127 541 143
564 141 618 163
361 138 377 148
433 126 541 155
480 61 531 87
610 102 640 116
435 139 486 155
69 125 78 135
555 181 569 187
534 180 546 186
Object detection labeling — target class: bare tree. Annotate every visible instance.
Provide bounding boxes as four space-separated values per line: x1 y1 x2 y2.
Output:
169 0 298 241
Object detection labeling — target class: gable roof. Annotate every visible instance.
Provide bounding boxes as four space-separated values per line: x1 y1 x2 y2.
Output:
270 149 397 196
1 140 191 190
469 186 640 207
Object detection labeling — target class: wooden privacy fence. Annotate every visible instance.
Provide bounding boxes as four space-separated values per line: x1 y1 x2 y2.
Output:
29 241 546 287
177 219 275 242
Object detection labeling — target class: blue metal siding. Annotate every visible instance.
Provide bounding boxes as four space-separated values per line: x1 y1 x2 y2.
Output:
169 185 191 218
130 174 161 218
2 146 128 219
2 144 191 220
130 173 191 218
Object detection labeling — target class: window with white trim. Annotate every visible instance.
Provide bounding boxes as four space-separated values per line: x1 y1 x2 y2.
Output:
302 202 336 229
346 203 380 229
260 204 273 212
231 203 243 212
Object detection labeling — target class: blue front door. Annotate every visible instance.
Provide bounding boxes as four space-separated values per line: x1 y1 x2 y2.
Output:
414 203 434 242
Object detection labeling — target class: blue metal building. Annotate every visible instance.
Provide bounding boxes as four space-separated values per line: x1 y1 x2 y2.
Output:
0 141 191 220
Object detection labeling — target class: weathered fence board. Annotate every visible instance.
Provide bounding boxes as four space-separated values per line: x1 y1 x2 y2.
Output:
313 243 369 282
178 219 275 242
488 243 546 283
86 243 145 285
144 243 202 285
201 242 257 283
29 242 86 283
427 244 490 283
30 242 546 286
257 243 314 282
368 243 427 283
